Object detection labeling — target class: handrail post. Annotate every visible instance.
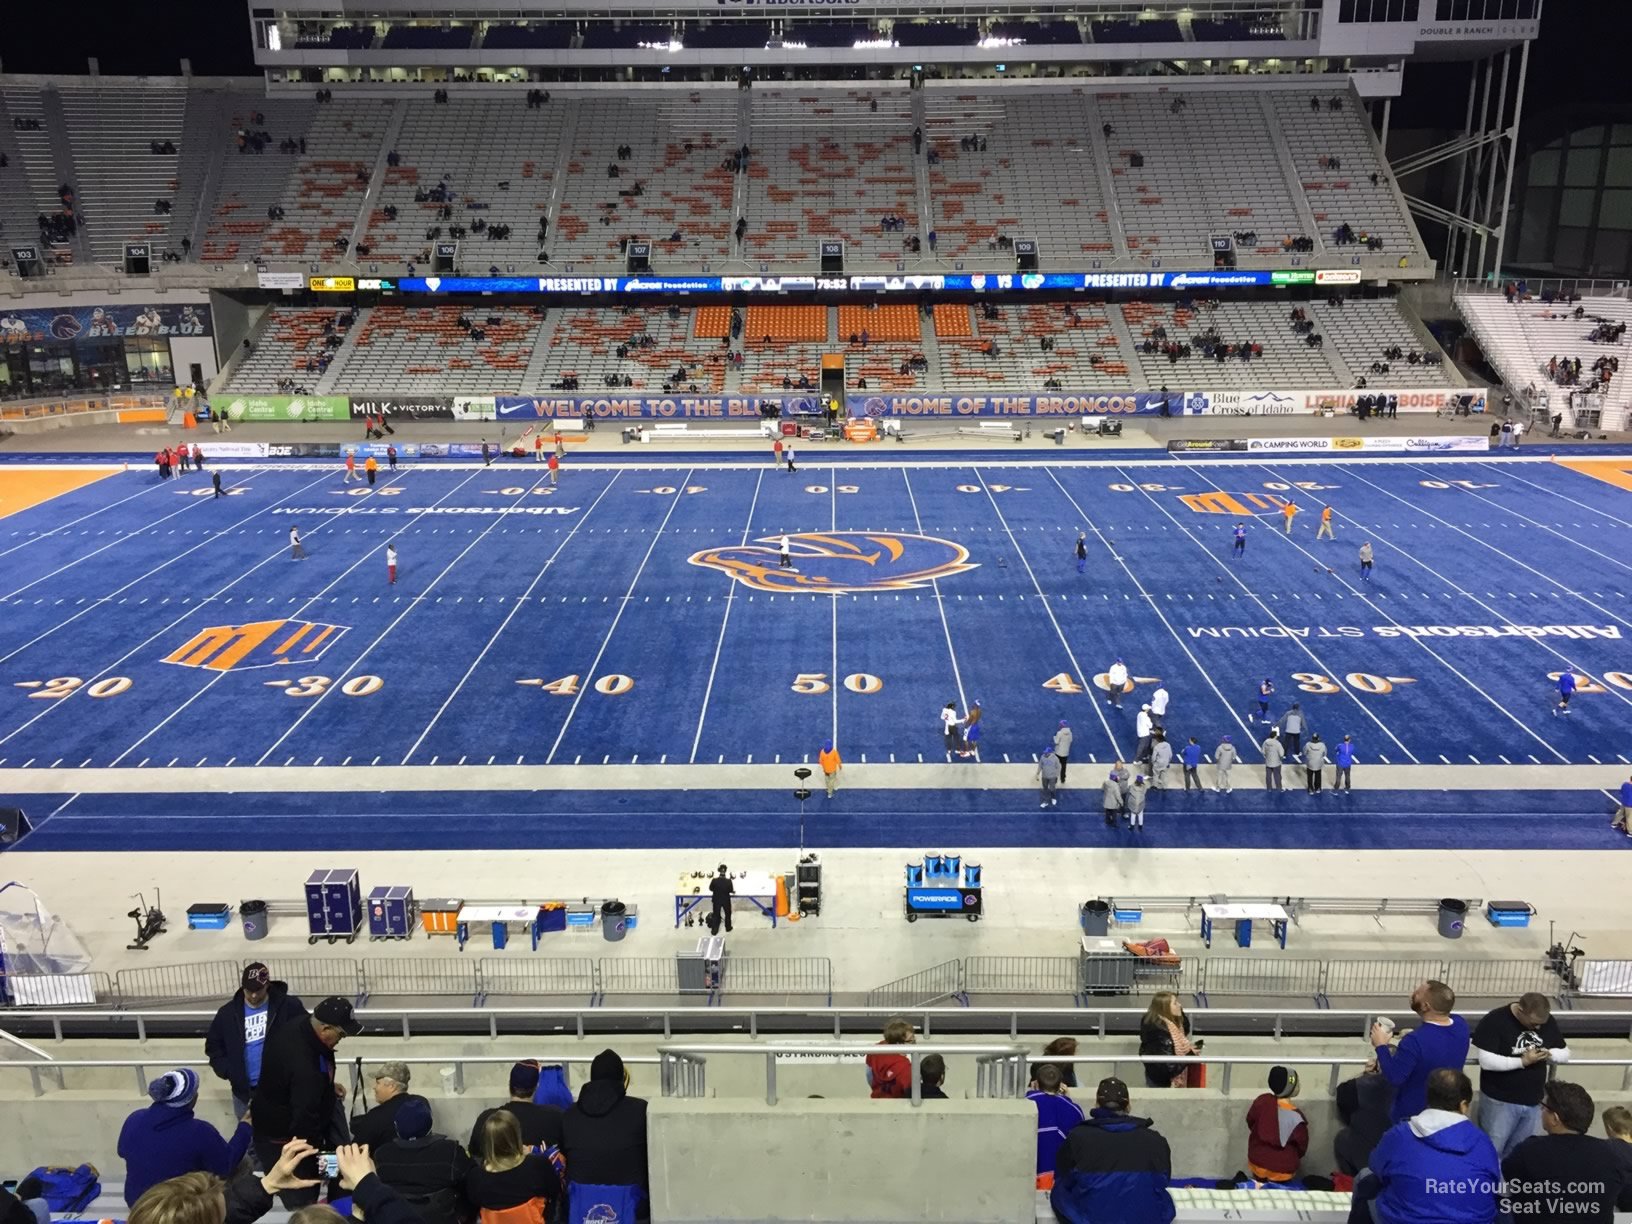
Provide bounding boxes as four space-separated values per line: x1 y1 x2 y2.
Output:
1221 1060 1231 1096
30 1067 42 1098
765 1052 777 1106
453 1061 465 1095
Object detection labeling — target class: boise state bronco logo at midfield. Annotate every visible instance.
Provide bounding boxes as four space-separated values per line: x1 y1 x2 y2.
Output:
689 532 977 594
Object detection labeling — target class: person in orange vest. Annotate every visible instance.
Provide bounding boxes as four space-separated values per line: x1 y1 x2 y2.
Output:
343 451 359 483
533 432 544 462
364 454 378 486
1281 501 1299 535
1317 504 1335 540
818 739 842 798
547 451 559 485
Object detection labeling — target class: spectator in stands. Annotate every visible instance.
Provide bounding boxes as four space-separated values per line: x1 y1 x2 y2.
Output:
1034 1037 1080 1090
351 1063 429 1153
470 1061 565 1153
466 1111 562 1224
1138 992 1201 1088
251 997 363 1206
372 1096 474 1224
206 963 307 1121
1030 1065 1085 1189
119 1069 254 1208
866 1018 917 1098
0 1179 47 1224
127 1140 327 1224
1354 1069 1499 1224
1373 981 1470 1123
1605 1108 1632 1212
1334 1061 1395 1176
1050 1076 1174 1224
1472 991 1572 1159
560 1049 649 1219
1245 1066 1308 1183
1502 1081 1625 1221
920 1054 949 1100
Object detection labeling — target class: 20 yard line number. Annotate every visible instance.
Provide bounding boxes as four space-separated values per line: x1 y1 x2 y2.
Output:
15 676 133 699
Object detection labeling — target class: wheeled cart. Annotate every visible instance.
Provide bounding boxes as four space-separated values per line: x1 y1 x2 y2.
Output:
305 869 362 945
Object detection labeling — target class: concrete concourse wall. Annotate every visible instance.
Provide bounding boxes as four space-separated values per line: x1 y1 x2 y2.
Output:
647 1098 1037 1223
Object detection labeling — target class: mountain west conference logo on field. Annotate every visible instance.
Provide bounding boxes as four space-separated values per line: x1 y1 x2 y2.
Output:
689 532 976 594
162 619 348 672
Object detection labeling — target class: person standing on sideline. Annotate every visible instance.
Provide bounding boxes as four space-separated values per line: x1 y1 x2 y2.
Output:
533 433 544 462
1125 775 1148 830
1181 737 1202 791
386 443 398 470
212 470 225 499
772 437 784 467
818 739 842 798
1101 771 1124 827
1232 521 1247 558
1075 533 1088 574
192 443 205 470
154 449 169 480
1334 735 1356 792
1499 420 1513 449
1512 418 1526 447
343 451 358 483
1149 734 1173 791
1037 749 1060 809
364 455 378 486
1555 669 1576 715
547 451 559 485
941 702 963 757
960 700 983 758
1281 501 1299 535
554 431 565 460
1106 658 1129 708
785 443 797 472
1262 730 1285 791
1257 677 1275 723
778 534 792 569
481 440 493 466
1277 702 1307 759
1317 505 1335 540
1613 774 1632 835
1471 991 1572 1158
386 543 398 586
1149 684 1169 730
289 525 307 560
1373 981 1471 1123
1053 721 1072 783
1214 735 1237 793
1135 704 1155 763
1359 541 1375 581
708 865 733 933
176 445 190 474
1303 733 1327 794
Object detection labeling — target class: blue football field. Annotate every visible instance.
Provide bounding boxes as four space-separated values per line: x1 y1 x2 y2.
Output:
2 451 1631 852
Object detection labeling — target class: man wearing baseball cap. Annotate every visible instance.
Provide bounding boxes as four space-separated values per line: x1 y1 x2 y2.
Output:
251 996 364 1206
1049 1076 1175 1224
205 963 307 1120
468 1060 566 1154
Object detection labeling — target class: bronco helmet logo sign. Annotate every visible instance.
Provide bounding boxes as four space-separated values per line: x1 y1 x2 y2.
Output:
688 532 977 594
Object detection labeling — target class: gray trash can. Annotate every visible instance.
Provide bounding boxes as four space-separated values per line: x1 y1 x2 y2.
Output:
1081 899 1111 937
600 900 628 943
241 900 269 942
1437 898 1467 939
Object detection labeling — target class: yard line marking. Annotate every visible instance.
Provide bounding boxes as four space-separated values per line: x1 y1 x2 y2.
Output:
902 468 974 752
1046 468 1256 747
690 469 766 762
831 473 839 749
0 469 327 667
975 467 1123 760
402 473 623 765
0 470 177 561
1141 465 1418 763
546 471 696 764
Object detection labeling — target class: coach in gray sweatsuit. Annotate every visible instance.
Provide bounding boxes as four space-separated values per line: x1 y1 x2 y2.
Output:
1053 722 1073 784
1262 731 1285 791
1303 734 1327 794
1214 736 1238 793
1037 749 1060 808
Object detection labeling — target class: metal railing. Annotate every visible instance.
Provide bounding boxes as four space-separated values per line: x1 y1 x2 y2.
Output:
865 960 965 1009
659 1042 1030 1107
1453 275 1629 300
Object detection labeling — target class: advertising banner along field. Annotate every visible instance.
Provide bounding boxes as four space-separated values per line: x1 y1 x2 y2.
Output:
0 302 211 341
220 396 350 423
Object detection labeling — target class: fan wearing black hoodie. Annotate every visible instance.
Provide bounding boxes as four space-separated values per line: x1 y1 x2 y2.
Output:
560 1049 650 1220
372 1096 475 1224
205 964 307 1119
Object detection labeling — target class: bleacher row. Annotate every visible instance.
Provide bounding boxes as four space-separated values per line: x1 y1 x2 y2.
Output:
0 80 1425 275
1456 291 1632 428
222 297 1453 396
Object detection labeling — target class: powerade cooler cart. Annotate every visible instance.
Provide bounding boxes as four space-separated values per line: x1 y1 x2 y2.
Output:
904 854 982 922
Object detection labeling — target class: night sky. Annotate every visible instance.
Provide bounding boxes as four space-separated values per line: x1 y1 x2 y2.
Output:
0 0 1618 135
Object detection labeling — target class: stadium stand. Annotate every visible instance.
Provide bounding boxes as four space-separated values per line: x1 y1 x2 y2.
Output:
529 306 726 393
197 94 319 264
746 89 918 268
262 99 394 261
740 303 828 392
324 305 538 392
1457 291 1632 425
940 301 1133 390
57 85 188 265
358 98 566 269
1123 299 1344 389
1099 90 1309 266
0 85 80 264
552 93 736 269
222 307 356 394
1320 297 1455 388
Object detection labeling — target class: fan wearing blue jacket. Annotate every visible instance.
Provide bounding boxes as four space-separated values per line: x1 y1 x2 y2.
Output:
1050 1076 1174 1224
119 1069 253 1207
1353 1068 1500 1224
1373 981 1470 1123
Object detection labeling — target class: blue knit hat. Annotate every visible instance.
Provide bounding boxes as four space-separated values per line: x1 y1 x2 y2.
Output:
149 1068 199 1108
